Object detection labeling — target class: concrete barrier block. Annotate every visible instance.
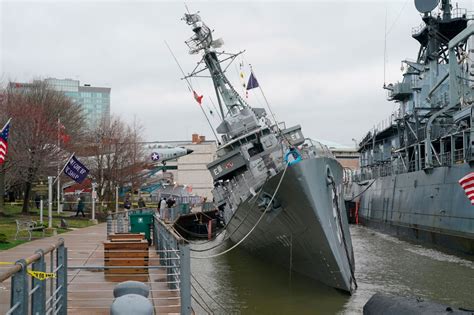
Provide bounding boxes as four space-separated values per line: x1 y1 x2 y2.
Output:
110 294 153 315
113 281 150 298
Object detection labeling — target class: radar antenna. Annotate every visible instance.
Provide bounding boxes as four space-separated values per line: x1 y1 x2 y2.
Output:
414 0 439 14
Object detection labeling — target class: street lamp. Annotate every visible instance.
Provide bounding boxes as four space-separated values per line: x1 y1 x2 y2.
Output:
352 138 358 149
91 182 97 222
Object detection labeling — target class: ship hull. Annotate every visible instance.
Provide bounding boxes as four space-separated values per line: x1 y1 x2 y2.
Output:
350 163 474 255
224 157 355 293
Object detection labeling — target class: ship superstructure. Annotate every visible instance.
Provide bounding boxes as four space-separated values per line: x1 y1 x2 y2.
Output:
182 12 357 292
347 0 474 254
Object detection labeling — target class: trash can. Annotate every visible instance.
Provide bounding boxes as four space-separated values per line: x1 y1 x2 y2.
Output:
179 203 190 215
129 213 154 245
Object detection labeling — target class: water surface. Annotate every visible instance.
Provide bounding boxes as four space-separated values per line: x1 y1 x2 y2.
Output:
191 225 474 314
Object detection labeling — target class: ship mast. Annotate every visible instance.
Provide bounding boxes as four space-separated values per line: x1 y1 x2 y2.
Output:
183 13 248 120
183 12 267 144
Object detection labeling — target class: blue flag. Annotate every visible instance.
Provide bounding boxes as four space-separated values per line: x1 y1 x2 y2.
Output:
63 155 89 184
246 72 259 90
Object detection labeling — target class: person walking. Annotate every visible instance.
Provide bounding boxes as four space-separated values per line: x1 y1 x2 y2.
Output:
138 197 146 208
124 197 131 210
75 197 85 217
35 195 41 209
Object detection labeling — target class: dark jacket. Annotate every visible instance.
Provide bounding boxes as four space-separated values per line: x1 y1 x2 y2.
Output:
77 199 85 211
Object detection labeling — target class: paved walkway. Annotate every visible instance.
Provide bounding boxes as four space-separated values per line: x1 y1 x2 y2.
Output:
0 223 180 314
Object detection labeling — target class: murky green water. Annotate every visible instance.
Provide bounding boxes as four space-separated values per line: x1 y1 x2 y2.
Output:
191 225 474 314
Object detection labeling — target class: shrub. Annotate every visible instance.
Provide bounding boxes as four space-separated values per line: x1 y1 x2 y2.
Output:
0 233 7 243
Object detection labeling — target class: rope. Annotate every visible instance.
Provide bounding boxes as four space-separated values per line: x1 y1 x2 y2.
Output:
349 179 376 202
191 293 212 315
192 274 230 313
329 176 358 290
174 221 217 238
173 185 264 249
191 282 214 314
187 189 262 252
191 162 289 259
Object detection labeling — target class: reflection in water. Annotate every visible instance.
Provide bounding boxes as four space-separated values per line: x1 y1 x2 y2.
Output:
191 226 474 314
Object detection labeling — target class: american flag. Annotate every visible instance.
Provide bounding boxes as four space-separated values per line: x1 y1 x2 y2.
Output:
459 172 474 205
0 120 10 165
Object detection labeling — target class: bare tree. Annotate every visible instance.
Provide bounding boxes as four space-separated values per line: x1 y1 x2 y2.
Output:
84 115 146 209
4 81 86 213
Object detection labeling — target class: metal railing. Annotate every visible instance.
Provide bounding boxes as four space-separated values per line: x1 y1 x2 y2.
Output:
106 211 130 235
353 148 467 182
0 239 67 315
153 214 192 315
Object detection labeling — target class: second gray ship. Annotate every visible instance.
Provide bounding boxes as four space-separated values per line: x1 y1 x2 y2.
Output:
346 0 474 255
182 12 356 292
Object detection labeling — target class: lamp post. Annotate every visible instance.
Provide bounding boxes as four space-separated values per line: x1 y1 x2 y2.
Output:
352 138 359 149
48 176 53 229
91 182 97 223
115 186 119 214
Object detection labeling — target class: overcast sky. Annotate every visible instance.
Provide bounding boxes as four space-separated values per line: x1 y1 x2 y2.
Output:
2 0 473 146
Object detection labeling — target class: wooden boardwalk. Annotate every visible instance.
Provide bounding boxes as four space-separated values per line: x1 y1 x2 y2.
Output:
0 223 181 314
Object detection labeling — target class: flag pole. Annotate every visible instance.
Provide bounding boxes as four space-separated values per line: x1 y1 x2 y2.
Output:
0 118 12 132
57 116 61 213
249 65 278 126
53 152 75 185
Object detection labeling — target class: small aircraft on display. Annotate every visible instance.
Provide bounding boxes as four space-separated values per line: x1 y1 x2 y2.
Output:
148 144 194 165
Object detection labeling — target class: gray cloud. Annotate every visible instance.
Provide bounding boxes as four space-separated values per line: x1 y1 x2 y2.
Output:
2 0 472 145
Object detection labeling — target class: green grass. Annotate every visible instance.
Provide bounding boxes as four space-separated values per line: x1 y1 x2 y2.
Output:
0 204 96 250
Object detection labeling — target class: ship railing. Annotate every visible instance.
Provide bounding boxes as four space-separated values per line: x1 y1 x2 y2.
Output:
439 152 452 166
411 22 425 35
451 8 469 19
301 138 334 158
0 239 67 315
454 148 465 163
374 111 399 134
355 146 468 181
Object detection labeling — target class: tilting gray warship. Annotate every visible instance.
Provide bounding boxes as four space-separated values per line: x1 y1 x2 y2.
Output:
346 0 474 255
182 12 356 292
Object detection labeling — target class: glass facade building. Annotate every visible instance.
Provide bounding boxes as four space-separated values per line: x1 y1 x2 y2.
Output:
44 78 111 130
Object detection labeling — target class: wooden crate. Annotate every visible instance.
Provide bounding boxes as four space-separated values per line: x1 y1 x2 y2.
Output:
107 233 145 241
104 239 149 279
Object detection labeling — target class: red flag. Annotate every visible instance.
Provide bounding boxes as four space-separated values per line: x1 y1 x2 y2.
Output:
58 121 70 144
60 133 71 143
459 172 474 205
193 90 203 105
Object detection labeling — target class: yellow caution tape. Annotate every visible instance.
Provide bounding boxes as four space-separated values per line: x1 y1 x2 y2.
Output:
0 263 56 280
27 270 56 280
